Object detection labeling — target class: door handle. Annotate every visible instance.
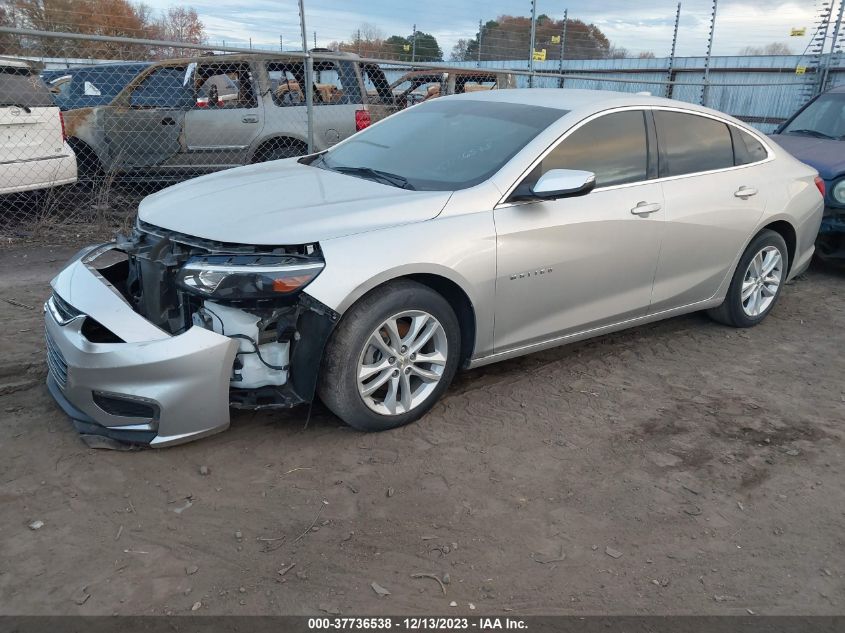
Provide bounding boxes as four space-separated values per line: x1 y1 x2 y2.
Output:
161 117 176 126
630 201 662 216
734 186 758 199
242 115 259 123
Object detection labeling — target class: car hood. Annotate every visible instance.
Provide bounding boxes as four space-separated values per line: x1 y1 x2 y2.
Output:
769 134 845 180
138 159 452 245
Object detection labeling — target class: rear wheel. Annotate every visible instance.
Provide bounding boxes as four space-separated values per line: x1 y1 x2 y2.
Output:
318 280 460 431
707 229 788 328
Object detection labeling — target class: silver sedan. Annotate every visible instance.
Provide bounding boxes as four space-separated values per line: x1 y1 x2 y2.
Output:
45 89 824 447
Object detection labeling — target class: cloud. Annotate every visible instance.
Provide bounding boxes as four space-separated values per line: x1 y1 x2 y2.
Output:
143 0 818 58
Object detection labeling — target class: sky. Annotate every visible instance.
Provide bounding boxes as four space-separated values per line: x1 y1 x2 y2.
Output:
142 0 822 59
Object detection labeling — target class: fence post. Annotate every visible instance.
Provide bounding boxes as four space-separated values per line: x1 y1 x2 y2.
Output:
298 0 314 153
665 2 681 98
411 24 417 62
558 9 567 88
700 0 718 106
478 19 483 68
528 0 538 87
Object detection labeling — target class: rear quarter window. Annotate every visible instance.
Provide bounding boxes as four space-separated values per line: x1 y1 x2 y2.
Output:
731 126 768 165
0 67 55 108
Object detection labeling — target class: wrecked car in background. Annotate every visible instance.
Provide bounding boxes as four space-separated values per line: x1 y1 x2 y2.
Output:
770 86 845 263
62 52 391 178
45 89 823 448
383 69 516 109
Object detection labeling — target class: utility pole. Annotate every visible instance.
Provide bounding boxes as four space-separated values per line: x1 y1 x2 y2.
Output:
700 0 717 106
279 34 283 52
313 31 317 49
411 24 417 62
528 0 538 87
665 2 681 98
298 0 314 152
558 9 567 88
477 19 482 67
357 28 361 55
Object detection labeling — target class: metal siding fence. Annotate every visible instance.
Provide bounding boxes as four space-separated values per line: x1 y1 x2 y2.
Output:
0 28 840 239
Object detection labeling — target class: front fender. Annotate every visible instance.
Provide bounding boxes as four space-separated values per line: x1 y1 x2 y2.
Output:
304 211 498 360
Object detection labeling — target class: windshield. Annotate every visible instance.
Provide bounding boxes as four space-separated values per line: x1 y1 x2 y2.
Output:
318 99 567 191
782 92 845 140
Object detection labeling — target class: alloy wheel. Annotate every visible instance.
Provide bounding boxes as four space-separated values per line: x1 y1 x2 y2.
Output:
357 310 448 415
741 245 783 317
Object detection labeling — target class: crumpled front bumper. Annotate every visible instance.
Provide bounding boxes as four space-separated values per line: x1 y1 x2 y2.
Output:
44 244 239 448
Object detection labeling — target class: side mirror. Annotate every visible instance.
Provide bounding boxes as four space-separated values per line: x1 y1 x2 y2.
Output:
531 169 596 200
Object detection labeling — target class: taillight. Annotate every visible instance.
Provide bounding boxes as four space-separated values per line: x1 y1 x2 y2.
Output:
355 109 371 131
59 111 66 141
814 176 825 198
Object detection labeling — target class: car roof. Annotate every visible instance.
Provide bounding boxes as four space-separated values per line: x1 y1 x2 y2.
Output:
826 85 845 94
448 87 734 120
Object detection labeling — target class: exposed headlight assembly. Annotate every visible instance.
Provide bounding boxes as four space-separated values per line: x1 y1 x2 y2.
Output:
176 255 324 300
832 178 845 205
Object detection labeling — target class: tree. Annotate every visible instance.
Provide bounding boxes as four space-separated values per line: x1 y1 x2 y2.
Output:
464 15 612 62
154 6 205 57
1 0 206 59
450 38 471 61
412 32 442 61
638 51 656 59
738 42 793 56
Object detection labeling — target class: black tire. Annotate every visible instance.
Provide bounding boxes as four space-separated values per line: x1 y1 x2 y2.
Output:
318 280 461 431
69 140 102 181
707 229 789 328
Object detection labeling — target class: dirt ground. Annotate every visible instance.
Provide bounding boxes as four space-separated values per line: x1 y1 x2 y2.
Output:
0 241 843 617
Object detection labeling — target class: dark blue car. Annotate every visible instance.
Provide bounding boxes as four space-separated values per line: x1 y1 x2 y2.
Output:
770 86 845 263
41 62 151 111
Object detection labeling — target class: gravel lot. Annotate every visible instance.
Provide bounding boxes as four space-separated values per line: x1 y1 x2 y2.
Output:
0 242 843 616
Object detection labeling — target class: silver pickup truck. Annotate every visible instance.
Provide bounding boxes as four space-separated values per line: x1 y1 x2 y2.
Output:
63 52 392 179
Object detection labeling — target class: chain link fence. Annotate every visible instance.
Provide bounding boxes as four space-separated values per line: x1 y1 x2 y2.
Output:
0 28 839 241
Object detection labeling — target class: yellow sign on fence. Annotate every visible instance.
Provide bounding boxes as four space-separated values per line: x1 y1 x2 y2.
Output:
533 49 547 61
795 66 807 75
551 35 561 44
790 27 806 37
402 44 410 52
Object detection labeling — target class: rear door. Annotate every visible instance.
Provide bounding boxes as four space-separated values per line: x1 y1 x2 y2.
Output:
649 110 768 312
102 65 192 171
0 65 64 165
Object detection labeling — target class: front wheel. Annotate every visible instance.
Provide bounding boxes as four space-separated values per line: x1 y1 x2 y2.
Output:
318 280 460 431
707 229 788 328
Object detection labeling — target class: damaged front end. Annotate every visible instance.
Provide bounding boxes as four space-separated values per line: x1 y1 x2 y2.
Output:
44 220 338 448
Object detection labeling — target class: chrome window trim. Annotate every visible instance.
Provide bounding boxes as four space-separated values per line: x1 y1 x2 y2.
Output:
496 104 775 209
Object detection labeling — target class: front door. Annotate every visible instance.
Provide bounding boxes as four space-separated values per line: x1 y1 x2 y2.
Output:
493 110 665 352
102 65 192 171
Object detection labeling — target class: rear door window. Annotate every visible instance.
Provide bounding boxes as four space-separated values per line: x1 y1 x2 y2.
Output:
654 111 734 177
0 67 55 108
267 60 361 107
